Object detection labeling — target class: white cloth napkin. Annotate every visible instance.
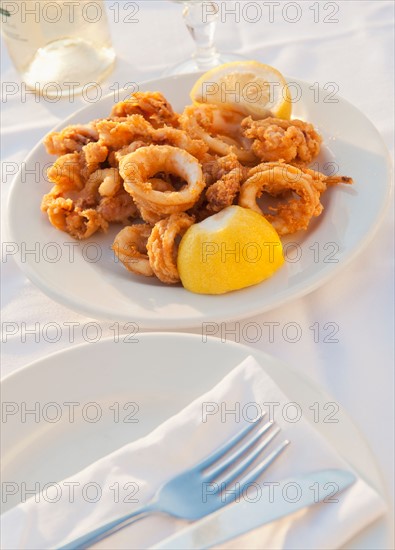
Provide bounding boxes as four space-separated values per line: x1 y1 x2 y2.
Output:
1 356 386 550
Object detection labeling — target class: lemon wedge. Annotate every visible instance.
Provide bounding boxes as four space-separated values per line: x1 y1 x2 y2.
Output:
190 61 292 120
177 206 284 295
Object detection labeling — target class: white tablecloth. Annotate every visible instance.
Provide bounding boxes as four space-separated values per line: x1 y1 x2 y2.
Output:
1 0 394 544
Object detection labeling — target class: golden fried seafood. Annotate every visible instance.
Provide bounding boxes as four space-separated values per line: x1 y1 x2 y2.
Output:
112 224 154 277
97 115 207 160
205 154 247 213
112 141 150 163
132 178 177 224
152 126 208 160
80 142 109 179
111 91 179 128
95 115 153 150
239 162 349 235
43 154 137 238
42 197 108 240
97 190 139 224
180 105 256 164
46 158 120 205
44 124 99 156
148 178 176 192
134 206 162 225
302 168 353 193
75 169 138 224
147 213 195 284
46 152 85 196
46 143 109 197
81 168 122 200
40 82 354 289
120 145 205 223
242 117 322 165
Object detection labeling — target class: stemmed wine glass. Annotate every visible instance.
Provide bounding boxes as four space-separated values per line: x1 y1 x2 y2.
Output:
166 1 245 74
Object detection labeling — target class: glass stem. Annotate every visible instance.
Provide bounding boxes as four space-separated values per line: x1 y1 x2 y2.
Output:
183 1 219 70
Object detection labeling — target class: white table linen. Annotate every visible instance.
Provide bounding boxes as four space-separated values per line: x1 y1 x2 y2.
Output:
0 357 386 550
1 0 394 546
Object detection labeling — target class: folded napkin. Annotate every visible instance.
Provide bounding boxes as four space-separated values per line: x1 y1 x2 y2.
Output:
1 356 386 550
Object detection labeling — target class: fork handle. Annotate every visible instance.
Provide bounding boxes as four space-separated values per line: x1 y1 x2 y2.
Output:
57 503 155 549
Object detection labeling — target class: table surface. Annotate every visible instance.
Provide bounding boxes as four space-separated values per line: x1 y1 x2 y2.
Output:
1 0 394 526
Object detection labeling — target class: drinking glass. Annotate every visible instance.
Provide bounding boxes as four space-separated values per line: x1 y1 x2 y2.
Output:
0 0 115 97
166 0 244 74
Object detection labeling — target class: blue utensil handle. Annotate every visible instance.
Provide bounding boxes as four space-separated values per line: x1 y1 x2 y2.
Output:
57 504 154 549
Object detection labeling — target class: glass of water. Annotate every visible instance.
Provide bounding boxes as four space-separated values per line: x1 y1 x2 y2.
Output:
166 0 244 74
0 0 115 97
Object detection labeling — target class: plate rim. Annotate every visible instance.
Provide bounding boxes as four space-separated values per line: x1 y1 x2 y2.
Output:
6 74 394 328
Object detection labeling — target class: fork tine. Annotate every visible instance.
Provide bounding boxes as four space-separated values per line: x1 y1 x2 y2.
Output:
198 414 266 471
204 420 275 482
214 426 281 487
222 439 290 504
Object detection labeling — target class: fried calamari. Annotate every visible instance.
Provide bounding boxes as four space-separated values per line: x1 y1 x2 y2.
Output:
41 89 353 284
111 91 179 128
242 117 322 165
239 162 353 235
119 145 205 223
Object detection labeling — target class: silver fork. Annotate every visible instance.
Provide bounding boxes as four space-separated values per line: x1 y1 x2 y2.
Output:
58 415 289 549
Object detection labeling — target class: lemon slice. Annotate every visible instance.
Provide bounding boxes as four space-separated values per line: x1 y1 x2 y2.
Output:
190 61 292 120
177 206 284 295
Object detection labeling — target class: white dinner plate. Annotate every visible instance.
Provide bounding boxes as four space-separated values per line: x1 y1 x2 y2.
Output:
7 74 393 328
0 333 391 548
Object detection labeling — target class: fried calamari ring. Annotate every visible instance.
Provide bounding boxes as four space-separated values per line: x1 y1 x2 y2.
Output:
180 105 257 164
147 213 195 284
112 224 154 277
239 162 323 235
132 178 176 224
120 145 205 221
133 179 175 224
